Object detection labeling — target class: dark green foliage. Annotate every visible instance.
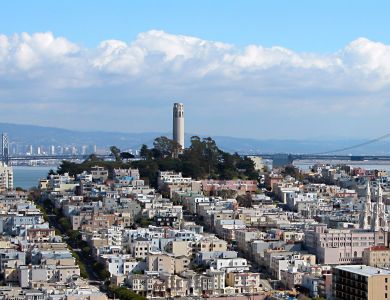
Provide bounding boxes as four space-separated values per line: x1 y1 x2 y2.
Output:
110 146 122 162
131 160 159 187
120 152 135 159
236 193 253 208
58 217 71 232
70 250 88 278
139 144 152 160
46 169 57 179
92 262 110 280
57 159 131 178
283 164 304 181
56 136 258 189
179 136 258 180
218 189 237 199
68 230 82 242
109 285 147 300
153 136 181 158
138 218 154 228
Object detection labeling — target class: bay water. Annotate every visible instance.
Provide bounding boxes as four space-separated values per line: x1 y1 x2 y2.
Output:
13 166 56 190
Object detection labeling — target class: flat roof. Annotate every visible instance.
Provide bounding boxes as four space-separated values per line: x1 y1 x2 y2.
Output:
335 265 390 277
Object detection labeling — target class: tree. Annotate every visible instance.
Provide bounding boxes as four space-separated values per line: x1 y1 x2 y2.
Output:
58 217 71 233
48 169 57 177
202 137 220 177
219 189 237 199
140 144 152 160
52 137 261 194
153 136 181 158
120 152 135 160
236 193 253 208
68 230 82 245
57 160 82 176
109 285 147 300
110 146 121 162
283 165 304 181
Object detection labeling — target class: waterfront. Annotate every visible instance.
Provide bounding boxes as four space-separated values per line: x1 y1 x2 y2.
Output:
294 159 390 172
13 166 56 189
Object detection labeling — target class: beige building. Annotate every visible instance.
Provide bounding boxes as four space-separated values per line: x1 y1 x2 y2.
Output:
0 240 13 249
72 212 118 231
128 274 167 298
160 273 190 298
333 265 390 300
192 237 227 254
226 272 262 294
363 246 390 268
91 166 108 182
131 239 152 259
280 269 304 289
165 240 191 257
0 163 13 191
147 253 189 274
147 253 175 274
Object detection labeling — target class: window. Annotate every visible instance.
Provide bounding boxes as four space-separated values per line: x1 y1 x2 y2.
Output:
386 278 388 283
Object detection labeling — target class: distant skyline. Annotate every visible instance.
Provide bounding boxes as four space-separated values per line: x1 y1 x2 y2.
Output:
1 1 390 140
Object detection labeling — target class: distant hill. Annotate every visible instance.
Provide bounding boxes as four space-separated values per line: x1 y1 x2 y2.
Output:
0 122 388 155
0 122 163 150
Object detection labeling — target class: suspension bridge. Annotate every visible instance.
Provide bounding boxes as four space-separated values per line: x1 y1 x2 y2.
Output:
1 132 390 165
251 132 390 166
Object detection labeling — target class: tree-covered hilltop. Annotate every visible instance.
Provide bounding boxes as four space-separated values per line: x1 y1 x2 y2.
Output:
56 136 258 188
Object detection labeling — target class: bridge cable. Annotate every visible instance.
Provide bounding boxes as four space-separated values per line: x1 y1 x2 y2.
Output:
309 133 390 155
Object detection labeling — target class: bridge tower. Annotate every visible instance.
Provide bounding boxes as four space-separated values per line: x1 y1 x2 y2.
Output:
2 132 9 165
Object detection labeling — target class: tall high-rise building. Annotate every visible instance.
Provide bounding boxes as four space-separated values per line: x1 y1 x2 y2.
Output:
173 103 185 150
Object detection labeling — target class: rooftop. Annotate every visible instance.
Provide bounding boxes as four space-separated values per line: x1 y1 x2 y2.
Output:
335 265 390 277
366 246 390 251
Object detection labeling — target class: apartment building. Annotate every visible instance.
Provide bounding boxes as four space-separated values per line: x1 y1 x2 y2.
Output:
363 246 390 268
226 272 262 294
333 265 390 300
305 224 387 264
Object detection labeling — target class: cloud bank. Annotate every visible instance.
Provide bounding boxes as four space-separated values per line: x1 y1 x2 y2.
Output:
0 30 390 139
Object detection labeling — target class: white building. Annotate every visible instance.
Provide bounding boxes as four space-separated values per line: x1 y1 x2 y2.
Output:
0 163 13 191
158 171 192 187
211 257 249 273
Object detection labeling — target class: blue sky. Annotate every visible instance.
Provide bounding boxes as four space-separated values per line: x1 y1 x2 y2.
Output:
0 1 390 140
1 0 389 52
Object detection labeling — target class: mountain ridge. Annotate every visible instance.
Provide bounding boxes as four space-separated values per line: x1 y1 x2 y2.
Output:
0 122 388 155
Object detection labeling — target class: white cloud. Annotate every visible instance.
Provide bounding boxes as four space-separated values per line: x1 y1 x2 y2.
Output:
0 30 390 138
0 30 389 85
0 32 79 72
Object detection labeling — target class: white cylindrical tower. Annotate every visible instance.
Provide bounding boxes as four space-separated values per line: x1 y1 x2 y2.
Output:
173 103 185 149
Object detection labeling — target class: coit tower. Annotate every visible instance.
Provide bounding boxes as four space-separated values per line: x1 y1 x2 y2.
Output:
173 103 185 149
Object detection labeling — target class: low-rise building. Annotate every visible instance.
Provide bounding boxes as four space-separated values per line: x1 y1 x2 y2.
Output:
363 246 390 268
